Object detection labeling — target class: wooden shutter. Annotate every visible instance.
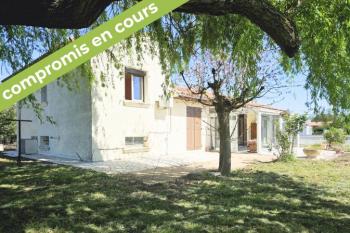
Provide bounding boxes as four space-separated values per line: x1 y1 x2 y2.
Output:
125 72 132 100
187 107 194 150
251 122 257 140
187 107 202 150
194 108 202 150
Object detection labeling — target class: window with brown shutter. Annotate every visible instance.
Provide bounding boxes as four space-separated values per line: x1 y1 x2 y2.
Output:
125 68 146 102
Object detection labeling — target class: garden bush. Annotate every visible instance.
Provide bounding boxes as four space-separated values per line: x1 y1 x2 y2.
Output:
323 127 346 149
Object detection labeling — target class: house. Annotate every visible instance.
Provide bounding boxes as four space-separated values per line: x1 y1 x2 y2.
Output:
302 120 328 136
6 47 286 161
174 87 286 154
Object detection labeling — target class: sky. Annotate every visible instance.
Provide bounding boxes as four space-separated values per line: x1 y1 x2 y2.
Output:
0 65 327 115
260 75 330 114
0 70 10 82
260 81 311 114
0 60 329 116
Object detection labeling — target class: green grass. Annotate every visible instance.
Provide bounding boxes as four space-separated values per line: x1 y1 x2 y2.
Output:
341 144 350 152
0 156 350 233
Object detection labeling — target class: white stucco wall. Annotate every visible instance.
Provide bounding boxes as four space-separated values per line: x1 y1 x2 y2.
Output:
19 71 92 160
90 47 210 161
90 49 161 161
301 125 313 136
19 45 211 162
168 99 210 154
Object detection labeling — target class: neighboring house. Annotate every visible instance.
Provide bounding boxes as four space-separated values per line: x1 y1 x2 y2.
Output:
299 120 350 147
4 48 286 161
301 121 328 136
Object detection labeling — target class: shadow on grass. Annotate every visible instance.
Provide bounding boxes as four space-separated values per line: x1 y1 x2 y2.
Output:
0 159 349 233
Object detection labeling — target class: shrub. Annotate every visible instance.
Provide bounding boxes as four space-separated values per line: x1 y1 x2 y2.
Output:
276 131 296 162
275 114 307 161
276 131 291 158
323 127 346 149
278 153 296 162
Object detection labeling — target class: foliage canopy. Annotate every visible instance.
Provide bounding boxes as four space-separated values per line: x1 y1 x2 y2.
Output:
0 106 16 143
276 113 307 161
323 127 347 148
0 0 349 113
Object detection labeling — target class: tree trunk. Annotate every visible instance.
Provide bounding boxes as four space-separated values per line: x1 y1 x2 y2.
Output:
217 109 231 176
290 135 295 155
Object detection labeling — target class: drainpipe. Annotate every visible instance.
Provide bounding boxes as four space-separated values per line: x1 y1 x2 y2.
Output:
17 104 22 164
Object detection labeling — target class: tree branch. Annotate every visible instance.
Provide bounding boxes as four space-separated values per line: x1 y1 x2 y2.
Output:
177 0 299 57
180 71 214 106
0 0 112 29
0 0 299 57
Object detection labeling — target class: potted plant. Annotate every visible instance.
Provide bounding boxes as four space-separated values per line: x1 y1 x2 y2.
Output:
303 147 321 158
303 144 323 158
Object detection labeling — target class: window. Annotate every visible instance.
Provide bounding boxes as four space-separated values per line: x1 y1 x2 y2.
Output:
125 68 146 102
39 136 50 151
262 116 269 147
125 137 144 146
261 115 279 148
41 86 48 104
132 76 143 101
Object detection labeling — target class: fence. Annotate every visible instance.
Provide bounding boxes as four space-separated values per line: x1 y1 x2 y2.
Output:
299 135 350 146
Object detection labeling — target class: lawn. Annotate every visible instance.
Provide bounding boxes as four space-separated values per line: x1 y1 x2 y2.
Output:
0 156 350 233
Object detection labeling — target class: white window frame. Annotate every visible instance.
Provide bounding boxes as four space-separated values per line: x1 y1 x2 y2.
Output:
130 74 144 103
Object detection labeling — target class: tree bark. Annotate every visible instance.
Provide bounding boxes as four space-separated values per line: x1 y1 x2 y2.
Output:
290 134 296 155
0 0 112 29
177 0 299 57
0 0 299 57
217 108 231 176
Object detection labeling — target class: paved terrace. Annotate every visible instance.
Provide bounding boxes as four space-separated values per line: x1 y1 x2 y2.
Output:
3 151 275 178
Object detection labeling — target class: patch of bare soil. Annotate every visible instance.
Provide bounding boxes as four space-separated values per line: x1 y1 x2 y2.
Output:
335 154 350 165
124 154 275 184
122 162 214 184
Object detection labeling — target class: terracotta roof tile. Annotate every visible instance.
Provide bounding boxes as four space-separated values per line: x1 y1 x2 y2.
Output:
174 86 286 112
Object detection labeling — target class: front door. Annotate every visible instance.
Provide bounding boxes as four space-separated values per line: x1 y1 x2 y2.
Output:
187 107 202 150
238 114 247 146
